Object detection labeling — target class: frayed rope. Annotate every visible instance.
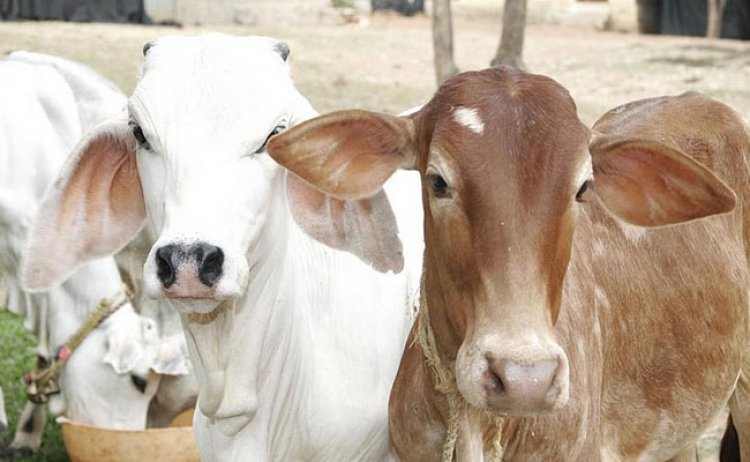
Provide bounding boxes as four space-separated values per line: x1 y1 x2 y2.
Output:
413 293 504 462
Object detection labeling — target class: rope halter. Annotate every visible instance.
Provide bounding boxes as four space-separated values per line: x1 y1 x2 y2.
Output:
23 284 131 404
414 297 505 462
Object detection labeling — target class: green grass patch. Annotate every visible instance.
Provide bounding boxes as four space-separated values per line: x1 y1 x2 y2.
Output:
0 310 68 461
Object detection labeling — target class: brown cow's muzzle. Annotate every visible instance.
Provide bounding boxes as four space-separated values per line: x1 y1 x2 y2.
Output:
456 335 570 415
483 354 565 413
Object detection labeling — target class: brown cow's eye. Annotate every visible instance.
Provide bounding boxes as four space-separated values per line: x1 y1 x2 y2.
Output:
428 173 450 198
575 180 591 202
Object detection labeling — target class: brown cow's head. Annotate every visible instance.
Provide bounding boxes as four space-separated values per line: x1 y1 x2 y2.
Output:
267 67 735 416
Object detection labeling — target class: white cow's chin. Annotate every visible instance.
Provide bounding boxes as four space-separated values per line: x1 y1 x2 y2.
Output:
169 297 222 314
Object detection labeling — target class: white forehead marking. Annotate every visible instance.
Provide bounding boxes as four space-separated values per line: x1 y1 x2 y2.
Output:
453 107 484 135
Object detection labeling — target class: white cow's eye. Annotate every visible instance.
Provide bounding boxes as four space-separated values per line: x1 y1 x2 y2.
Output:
130 122 151 150
255 124 286 154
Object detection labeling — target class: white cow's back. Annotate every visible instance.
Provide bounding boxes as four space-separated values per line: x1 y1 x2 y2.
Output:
0 61 80 201
0 56 160 437
0 61 82 322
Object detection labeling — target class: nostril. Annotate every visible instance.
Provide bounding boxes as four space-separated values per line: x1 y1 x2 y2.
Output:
155 245 177 288
197 244 224 287
485 353 506 394
487 368 505 394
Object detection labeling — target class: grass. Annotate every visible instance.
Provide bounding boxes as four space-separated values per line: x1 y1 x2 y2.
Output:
0 310 68 461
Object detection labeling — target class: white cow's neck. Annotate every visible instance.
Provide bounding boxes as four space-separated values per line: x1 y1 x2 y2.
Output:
183 168 414 461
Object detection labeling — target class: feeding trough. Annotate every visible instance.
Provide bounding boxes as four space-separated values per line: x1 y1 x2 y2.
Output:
57 410 200 462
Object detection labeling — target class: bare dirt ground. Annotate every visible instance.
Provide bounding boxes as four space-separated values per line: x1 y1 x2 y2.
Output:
1 14 749 123
0 12 747 461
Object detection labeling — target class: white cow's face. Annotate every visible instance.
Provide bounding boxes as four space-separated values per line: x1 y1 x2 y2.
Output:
127 35 306 313
56 306 160 427
20 34 314 314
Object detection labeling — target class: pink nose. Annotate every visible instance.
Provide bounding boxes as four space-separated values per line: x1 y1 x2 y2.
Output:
483 355 561 414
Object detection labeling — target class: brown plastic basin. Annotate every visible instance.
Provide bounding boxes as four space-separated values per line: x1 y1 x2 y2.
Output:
57 409 200 462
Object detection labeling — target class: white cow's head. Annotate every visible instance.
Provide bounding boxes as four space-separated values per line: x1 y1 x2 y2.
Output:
59 318 189 428
21 34 313 314
54 302 162 427
28 259 190 428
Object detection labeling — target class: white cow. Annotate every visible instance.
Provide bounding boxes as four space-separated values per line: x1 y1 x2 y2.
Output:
0 52 185 452
21 34 423 460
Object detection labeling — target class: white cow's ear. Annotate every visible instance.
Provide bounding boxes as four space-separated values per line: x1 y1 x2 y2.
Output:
267 109 417 273
103 311 157 375
21 114 146 291
590 136 736 227
103 332 141 375
286 175 405 273
151 334 190 376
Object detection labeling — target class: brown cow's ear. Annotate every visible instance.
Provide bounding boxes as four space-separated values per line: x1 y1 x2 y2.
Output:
21 114 146 291
267 109 417 273
590 137 736 227
266 109 417 200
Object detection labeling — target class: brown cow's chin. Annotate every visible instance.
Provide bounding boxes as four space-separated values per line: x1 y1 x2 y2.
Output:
482 380 568 417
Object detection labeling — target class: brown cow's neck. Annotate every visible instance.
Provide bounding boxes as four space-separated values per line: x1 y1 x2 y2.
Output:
422 269 464 362
417 269 506 461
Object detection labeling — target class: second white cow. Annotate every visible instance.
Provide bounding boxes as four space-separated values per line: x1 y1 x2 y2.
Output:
0 52 185 452
21 34 423 460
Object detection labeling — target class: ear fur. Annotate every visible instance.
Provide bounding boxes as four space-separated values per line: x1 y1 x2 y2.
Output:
287 175 404 273
21 115 146 291
590 136 736 227
267 109 418 273
267 109 416 199
151 334 191 376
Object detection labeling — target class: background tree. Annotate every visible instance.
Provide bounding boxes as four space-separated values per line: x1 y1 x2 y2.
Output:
491 0 527 69
432 0 458 85
706 0 727 37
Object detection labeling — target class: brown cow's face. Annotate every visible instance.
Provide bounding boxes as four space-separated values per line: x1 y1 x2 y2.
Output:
414 68 590 415
266 67 736 419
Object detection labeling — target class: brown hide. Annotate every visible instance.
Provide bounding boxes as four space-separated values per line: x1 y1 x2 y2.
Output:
389 73 749 460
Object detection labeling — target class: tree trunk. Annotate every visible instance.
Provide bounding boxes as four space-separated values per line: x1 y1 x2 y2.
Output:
636 0 662 34
706 0 727 38
491 0 527 69
432 0 458 85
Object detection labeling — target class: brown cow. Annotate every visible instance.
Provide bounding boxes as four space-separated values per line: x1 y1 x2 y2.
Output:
267 67 750 460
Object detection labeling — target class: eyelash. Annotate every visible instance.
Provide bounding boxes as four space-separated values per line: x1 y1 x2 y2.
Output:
575 180 591 202
255 124 286 154
130 122 151 150
427 173 451 198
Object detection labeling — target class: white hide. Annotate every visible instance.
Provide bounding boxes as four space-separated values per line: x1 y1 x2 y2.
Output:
22 35 424 460
132 35 424 461
5 51 128 134
0 55 167 439
0 386 7 434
